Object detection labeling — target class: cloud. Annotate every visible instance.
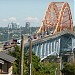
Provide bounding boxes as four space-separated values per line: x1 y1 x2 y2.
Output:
24 17 39 22
8 17 16 21
2 17 17 22
2 19 8 22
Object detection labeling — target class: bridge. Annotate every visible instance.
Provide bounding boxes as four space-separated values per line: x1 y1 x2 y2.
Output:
25 2 75 61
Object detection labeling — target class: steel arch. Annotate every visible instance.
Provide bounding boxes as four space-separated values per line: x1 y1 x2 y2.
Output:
37 2 74 34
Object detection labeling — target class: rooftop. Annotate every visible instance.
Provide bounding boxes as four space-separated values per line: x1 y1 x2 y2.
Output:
0 51 16 63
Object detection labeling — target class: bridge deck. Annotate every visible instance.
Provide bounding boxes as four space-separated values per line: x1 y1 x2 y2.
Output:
25 30 75 47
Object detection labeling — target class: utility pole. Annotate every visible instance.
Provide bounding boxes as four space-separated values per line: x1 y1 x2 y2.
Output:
29 38 32 75
21 35 24 75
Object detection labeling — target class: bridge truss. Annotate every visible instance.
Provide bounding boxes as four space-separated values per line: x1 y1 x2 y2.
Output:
37 2 74 34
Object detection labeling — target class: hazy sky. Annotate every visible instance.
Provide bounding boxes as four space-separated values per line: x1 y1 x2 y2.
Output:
0 0 74 27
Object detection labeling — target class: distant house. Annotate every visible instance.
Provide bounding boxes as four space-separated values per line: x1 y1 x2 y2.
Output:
0 51 16 75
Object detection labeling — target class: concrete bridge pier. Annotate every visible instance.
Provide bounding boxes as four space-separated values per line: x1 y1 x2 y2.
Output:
68 52 74 63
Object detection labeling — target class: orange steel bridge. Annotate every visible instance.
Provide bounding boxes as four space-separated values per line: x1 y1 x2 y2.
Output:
25 2 75 61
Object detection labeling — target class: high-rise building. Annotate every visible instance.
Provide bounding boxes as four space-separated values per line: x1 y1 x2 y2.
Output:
25 22 30 29
11 22 17 29
8 23 12 29
8 22 20 29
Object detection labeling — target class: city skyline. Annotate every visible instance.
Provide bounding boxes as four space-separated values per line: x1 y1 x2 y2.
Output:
0 0 74 27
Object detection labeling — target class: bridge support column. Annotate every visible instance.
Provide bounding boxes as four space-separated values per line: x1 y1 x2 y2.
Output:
44 43 46 58
51 42 52 54
68 52 74 62
46 42 48 56
71 38 75 62
42 43 45 58
72 38 74 53
56 41 59 57
47 42 50 56
40 44 43 59
38 44 41 57
32 45 36 53
34 46 37 53
36 45 38 56
54 41 56 52
58 39 60 57
56 39 60 58
49 42 51 54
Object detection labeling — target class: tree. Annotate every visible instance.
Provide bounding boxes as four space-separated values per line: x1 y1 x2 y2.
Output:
9 45 21 75
61 63 75 75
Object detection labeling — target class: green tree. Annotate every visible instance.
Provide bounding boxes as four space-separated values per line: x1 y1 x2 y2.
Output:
61 63 75 75
9 45 21 75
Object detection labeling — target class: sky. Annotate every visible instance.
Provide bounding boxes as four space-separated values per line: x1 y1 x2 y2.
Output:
0 0 74 27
